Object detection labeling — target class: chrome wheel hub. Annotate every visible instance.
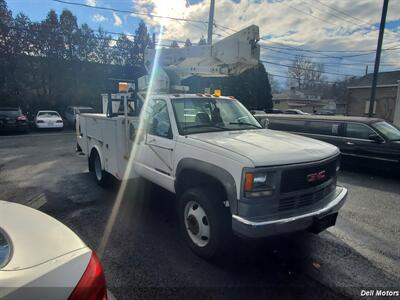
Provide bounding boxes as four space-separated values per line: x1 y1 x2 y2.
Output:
184 200 210 247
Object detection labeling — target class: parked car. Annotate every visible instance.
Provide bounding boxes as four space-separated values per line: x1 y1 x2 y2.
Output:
65 106 94 127
283 109 310 115
316 110 335 116
261 114 400 171
0 200 110 300
265 108 284 114
35 110 64 130
0 107 29 132
250 109 266 115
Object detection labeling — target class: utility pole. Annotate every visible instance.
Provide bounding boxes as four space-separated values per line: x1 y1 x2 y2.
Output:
368 0 389 117
207 0 215 45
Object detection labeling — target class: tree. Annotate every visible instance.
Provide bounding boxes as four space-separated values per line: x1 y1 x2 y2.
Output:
77 23 96 62
184 38 192 47
133 20 150 71
95 27 113 64
198 36 206 45
268 74 281 93
288 55 325 90
232 63 273 110
60 9 80 62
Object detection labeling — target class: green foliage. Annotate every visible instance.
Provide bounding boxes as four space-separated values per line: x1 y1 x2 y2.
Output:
0 1 150 114
228 63 273 110
0 0 271 114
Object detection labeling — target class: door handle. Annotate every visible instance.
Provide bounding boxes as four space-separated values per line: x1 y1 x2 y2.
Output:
147 138 156 144
345 141 355 145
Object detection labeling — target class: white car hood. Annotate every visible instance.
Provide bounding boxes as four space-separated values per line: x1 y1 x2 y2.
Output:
188 129 339 166
0 201 86 270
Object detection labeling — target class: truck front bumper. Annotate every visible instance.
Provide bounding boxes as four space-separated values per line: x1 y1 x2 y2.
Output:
232 186 347 239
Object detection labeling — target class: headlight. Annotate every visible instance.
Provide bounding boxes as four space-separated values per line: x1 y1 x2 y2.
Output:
244 171 277 198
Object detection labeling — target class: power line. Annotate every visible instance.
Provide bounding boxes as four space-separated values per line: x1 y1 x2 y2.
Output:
267 72 339 84
261 59 357 77
279 0 342 28
51 0 209 24
263 53 398 67
214 22 399 60
310 0 370 27
262 42 400 53
260 45 370 60
305 1 362 27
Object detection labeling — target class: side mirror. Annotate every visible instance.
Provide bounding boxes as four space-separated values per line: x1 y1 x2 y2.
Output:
369 133 384 143
260 118 269 128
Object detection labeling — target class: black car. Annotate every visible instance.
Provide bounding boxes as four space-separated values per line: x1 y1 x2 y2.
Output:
257 114 400 171
0 107 29 132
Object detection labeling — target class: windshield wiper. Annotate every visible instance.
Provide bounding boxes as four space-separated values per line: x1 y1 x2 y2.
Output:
229 122 261 128
183 124 226 130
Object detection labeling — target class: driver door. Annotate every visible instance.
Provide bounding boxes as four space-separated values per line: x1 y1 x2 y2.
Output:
135 98 176 191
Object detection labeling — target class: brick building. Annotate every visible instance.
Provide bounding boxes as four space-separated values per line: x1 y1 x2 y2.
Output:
346 71 400 126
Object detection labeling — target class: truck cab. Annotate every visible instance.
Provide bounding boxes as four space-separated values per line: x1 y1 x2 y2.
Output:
77 93 347 258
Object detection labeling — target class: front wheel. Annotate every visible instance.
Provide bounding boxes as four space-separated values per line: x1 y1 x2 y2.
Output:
178 187 232 259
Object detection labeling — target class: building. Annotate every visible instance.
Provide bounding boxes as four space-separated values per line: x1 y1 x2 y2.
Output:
346 71 400 126
272 88 336 114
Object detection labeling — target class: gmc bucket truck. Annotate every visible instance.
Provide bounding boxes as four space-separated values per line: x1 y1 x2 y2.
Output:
76 25 347 258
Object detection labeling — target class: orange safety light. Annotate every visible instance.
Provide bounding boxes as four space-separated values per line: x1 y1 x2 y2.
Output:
244 172 254 192
118 82 129 93
213 89 221 97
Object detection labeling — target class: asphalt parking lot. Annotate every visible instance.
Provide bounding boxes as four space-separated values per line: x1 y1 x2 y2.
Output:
0 131 399 299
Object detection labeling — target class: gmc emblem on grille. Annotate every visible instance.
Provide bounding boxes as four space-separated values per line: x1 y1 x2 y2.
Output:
307 170 326 183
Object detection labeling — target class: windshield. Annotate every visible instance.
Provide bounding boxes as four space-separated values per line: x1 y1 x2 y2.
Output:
372 121 400 141
38 111 59 117
171 97 262 135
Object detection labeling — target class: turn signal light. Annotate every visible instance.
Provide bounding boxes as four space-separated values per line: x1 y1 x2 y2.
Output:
244 172 254 192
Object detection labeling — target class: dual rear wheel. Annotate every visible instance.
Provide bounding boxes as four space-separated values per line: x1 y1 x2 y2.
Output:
91 151 111 187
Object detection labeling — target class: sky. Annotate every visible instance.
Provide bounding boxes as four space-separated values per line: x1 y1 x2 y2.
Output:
5 0 400 86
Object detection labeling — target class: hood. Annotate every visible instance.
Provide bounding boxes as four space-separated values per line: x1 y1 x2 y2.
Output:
188 129 339 167
0 201 86 270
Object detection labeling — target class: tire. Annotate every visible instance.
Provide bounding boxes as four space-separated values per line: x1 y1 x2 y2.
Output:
178 186 232 259
92 151 111 188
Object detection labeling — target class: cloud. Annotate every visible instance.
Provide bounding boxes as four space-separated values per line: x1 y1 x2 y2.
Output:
86 0 96 6
131 0 400 80
92 14 107 22
113 12 123 26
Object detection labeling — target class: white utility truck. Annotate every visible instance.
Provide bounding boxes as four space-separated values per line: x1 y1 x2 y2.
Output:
76 26 347 258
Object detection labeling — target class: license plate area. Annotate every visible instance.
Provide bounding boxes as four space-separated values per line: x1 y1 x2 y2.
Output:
308 212 338 234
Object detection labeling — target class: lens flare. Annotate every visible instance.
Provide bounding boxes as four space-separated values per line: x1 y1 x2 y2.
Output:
97 24 165 257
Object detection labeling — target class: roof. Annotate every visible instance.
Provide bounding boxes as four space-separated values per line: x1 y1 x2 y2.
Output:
257 113 383 124
347 70 400 88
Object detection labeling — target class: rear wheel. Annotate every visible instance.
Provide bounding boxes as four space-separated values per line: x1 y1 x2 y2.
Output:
178 187 232 259
92 152 111 188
